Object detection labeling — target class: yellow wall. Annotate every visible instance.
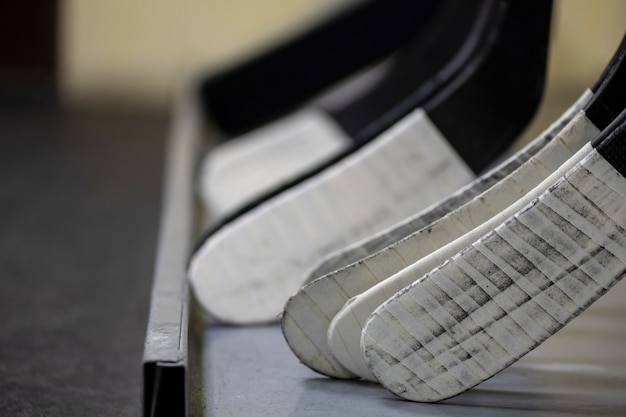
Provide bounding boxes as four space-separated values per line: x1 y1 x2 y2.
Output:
59 0 626 114
59 0 344 109
549 0 626 88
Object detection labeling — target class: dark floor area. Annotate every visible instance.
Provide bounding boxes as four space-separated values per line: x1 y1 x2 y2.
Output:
0 86 167 416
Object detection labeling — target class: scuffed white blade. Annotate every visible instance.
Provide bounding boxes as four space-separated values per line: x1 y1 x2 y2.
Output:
189 108 474 324
326 114 599 380
363 149 626 402
282 107 598 381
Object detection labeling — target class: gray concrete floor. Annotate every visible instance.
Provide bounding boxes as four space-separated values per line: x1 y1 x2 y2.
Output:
0 84 167 416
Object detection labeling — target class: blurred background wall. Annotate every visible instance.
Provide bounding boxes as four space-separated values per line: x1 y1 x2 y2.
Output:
59 0 346 109
4 0 626 134
58 0 625 111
